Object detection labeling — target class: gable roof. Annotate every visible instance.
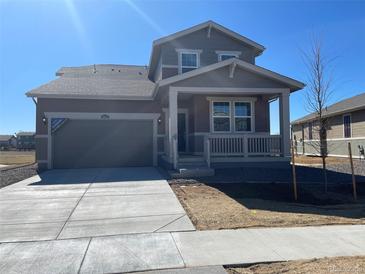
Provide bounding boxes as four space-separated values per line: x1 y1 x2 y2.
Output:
148 20 265 79
27 65 156 100
157 58 305 92
291 92 365 125
153 20 265 51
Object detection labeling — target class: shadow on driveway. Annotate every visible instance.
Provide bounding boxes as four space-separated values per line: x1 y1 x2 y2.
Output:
30 167 166 185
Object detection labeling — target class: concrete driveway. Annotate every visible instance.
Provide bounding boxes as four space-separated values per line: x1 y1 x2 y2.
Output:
0 167 194 242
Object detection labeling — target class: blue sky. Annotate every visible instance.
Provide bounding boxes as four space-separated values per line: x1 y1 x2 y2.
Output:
0 0 364 134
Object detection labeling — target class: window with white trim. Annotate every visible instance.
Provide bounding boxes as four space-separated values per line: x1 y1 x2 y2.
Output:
179 51 199 74
343 114 352 138
234 102 252 132
216 51 241 62
219 54 238 61
212 101 231 132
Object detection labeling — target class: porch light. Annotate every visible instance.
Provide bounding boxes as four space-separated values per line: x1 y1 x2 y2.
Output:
158 118 162 124
42 116 47 125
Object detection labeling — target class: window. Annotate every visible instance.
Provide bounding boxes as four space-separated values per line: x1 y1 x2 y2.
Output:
308 122 313 140
343 114 352 138
212 101 231 132
177 50 201 74
219 54 237 61
210 99 255 133
234 102 252 132
216 51 241 62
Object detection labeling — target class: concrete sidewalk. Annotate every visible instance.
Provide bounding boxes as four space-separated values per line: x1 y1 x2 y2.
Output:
1 225 364 274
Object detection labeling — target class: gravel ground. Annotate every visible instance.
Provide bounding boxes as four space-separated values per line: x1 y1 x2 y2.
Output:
0 163 38 189
326 160 365 176
226 256 365 274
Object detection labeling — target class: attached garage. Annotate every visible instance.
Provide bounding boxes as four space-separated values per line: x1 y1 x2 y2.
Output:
47 113 159 169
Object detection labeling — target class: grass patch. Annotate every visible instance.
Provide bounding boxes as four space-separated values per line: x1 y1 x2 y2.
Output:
0 150 35 165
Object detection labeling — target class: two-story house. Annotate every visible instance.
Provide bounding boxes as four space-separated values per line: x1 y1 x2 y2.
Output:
26 21 304 173
16 131 35 150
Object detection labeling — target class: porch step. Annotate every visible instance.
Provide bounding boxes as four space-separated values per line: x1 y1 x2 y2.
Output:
169 166 215 179
169 157 215 178
177 161 206 168
178 156 205 163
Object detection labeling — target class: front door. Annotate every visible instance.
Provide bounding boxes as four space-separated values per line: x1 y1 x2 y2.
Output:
178 112 187 152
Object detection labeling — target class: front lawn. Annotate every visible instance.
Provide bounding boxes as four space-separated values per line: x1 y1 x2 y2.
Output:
226 256 365 274
170 180 365 230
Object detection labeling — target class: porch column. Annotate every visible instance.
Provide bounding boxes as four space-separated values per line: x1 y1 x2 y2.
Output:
279 91 290 157
168 88 178 166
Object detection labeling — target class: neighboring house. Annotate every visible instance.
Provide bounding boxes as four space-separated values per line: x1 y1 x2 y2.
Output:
0 135 16 150
292 93 365 158
16 131 35 150
26 20 304 171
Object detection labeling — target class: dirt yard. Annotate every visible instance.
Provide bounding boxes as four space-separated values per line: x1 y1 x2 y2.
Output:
170 181 365 230
0 150 35 165
226 256 365 274
294 155 349 165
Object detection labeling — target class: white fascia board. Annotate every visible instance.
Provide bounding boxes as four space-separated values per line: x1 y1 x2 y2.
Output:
26 93 154 101
44 112 160 120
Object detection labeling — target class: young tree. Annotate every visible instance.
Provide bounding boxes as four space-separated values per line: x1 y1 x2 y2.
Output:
302 38 335 192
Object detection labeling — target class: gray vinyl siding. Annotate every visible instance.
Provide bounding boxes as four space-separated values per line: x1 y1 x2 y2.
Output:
292 108 365 141
296 139 365 158
36 98 164 135
352 109 365 137
35 138 47 161
35 92 271 165
292 108 365 158
326 109 365 139
172 66 288 89
160 28 257 79
162 67 179 79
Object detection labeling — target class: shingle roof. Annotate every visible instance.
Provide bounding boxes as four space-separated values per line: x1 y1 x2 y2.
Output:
16 132 35 136
26 65 156 99
0 135 14 142
292 92 365 125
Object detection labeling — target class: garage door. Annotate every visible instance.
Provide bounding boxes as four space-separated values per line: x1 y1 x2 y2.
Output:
53 119 153 168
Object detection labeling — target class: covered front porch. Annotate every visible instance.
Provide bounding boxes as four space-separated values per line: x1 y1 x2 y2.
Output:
162 86 291 170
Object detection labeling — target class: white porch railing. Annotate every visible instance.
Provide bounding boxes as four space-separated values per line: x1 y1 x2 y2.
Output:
204 134 282 161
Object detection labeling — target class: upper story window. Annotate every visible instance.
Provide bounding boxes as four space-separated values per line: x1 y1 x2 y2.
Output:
216 51 241 62
177 49 202 74
343 114 352 138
